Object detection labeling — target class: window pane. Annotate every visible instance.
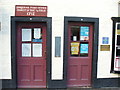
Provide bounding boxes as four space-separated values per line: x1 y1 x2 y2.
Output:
117 35 120 45
116 47 120 57
33 43 42 57
71 26 80 41
22 29 31 41
22 43 31 57
55 37 61 57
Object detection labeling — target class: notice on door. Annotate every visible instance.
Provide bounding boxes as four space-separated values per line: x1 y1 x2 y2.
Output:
80 26 89 41
22 43 31 57
22 29 31 41
33 43 42 57
80 43 89 54
34 28 41 39
71 42 79 55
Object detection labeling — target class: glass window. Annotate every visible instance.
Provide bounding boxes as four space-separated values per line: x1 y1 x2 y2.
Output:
71 26 80 41
22 28 43 57
70 26 90 57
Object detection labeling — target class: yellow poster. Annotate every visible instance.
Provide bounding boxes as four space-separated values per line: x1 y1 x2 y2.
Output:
117 29 120 35
71 42 79 55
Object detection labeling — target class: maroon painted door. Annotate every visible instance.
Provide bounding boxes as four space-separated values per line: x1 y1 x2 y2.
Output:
67 22 93 87
17 22 46 88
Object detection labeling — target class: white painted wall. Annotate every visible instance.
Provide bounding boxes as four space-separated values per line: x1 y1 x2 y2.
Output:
0 0 119 79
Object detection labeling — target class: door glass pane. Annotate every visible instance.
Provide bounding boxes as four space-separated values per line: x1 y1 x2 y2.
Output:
80 26 89 41
71 26 80 41
33 43 42 57
22 29 31 41
22 43 31 57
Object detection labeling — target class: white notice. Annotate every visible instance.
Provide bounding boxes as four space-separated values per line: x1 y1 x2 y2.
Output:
22 29 31 41
33 43 42 57
22 43 31 57
34 28 41 39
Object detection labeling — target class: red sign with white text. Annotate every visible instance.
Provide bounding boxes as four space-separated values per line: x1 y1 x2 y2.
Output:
15 5 47 17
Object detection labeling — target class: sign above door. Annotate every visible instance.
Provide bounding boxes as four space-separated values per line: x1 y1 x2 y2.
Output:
15 5 47 17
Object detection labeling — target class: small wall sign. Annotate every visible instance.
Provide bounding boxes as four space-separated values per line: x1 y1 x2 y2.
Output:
102 37 109 44
15 5 47 17
100 45 110 51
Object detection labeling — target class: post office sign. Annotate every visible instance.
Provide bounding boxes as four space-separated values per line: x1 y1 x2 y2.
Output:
15 5 47 17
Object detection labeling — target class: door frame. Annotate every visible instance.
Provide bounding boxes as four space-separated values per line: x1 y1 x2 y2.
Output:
10 16 52 88
63 16 99 87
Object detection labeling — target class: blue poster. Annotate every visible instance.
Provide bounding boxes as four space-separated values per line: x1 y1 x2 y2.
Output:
32 39 42 42
80 26 89 36
80 26 89 40
80 44 88 53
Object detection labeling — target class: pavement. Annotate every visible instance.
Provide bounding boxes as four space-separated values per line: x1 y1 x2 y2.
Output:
2 88 120 90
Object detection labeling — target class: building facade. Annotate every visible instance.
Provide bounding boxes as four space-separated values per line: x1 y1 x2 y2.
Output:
0 0 120 89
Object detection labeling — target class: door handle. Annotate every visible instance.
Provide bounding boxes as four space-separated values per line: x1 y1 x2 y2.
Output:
44 51 46 56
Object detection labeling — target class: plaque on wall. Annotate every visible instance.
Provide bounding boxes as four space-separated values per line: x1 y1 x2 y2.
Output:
100 45 110 51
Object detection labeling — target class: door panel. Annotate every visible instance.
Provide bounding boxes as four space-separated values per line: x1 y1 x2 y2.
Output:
67 22 93 87
17 22 46 88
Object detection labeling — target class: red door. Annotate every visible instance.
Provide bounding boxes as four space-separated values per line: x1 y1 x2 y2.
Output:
67 22 93 87
17 22 46 88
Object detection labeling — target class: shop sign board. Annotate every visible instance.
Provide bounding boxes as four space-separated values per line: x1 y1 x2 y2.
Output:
15 5 47 17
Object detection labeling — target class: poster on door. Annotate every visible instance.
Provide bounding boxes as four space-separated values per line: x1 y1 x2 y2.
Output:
80 26 89 41
71 42 79 55
32 28 42 42
80 43 89 54
34 28 41 39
